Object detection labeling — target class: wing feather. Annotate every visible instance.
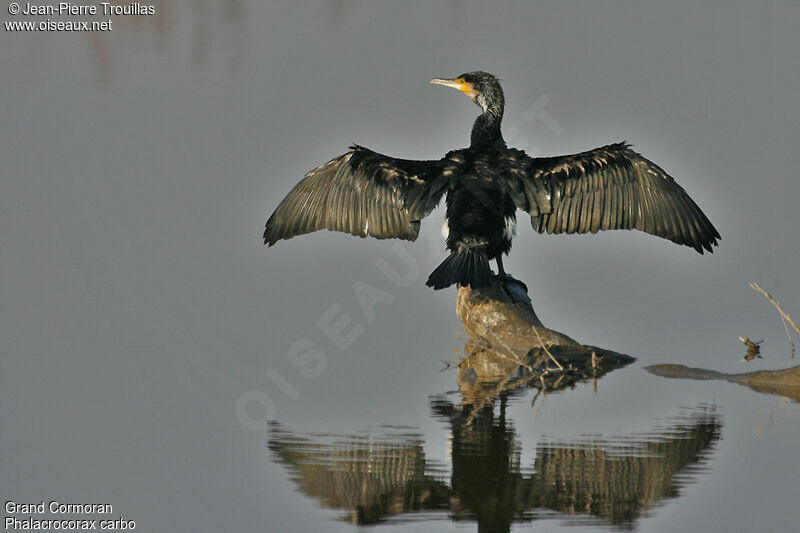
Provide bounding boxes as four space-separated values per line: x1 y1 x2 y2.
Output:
264 146 443 245
521 143 719 253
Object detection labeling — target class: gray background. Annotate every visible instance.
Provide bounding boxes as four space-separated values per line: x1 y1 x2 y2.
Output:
2 1 799 531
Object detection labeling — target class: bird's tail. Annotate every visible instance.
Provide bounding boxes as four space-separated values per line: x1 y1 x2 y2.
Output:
426 250 492 290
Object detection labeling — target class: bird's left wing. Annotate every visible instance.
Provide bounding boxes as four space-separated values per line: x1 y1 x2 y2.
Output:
508 143 720 253
264 146 443 246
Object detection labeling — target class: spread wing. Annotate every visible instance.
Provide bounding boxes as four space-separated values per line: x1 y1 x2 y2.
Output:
516 143 720 253
264 146 443 246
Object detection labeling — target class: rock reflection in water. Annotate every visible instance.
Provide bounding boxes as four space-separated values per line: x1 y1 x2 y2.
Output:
268 404 721 531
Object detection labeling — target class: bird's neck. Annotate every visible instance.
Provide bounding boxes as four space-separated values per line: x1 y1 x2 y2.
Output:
470 100 504 149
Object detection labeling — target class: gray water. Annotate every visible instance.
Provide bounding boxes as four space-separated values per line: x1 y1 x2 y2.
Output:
2 2 800 532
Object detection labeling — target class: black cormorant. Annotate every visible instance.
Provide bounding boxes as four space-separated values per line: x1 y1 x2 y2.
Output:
264 71 719 290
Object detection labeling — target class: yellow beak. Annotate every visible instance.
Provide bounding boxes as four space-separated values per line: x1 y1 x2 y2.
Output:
430 77 474 97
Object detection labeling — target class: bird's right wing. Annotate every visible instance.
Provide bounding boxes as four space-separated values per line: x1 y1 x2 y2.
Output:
506 143 720 254
264 146 444 246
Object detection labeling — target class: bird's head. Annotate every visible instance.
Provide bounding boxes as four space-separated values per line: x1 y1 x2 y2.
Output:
430 71 503 115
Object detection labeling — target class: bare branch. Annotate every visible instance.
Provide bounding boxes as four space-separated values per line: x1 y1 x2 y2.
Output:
781 314 796 360
750 282 800 336
750 282 800 361
531 322 564 371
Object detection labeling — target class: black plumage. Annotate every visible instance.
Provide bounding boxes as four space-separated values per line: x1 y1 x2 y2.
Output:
264 71 720 290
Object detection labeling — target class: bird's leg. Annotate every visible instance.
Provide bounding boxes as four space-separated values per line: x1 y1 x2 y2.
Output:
496 255 506 277
495 256 528 293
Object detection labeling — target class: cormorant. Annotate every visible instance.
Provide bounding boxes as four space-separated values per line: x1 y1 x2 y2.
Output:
264 71 719 290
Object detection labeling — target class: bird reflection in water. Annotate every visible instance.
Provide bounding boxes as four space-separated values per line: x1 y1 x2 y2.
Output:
268 399 721 531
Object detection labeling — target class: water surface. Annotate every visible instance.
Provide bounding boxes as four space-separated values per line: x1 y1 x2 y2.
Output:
2 2 800 532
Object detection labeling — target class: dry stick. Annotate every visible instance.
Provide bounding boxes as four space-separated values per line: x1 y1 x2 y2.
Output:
750 282 800 335
531 322 564 371
749 282 800 360
780 315 796 360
